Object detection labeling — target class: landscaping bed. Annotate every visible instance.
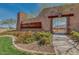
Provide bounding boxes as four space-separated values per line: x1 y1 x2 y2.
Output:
16 42 55 54
14 31 55 54
0 30 55 54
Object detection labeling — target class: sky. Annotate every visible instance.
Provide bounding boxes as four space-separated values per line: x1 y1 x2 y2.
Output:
0 3 65 20
53 17 67 28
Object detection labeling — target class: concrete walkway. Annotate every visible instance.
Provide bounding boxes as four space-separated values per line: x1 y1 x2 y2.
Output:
53 35 79 55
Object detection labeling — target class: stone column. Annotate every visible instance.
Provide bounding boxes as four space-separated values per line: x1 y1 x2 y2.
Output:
16 12 27 31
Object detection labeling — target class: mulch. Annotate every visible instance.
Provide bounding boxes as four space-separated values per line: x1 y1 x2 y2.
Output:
16 42 55 54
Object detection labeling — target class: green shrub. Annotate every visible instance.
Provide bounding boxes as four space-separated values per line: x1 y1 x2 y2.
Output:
34 32 52 46
38 36 52 46
15 31 36 44
70 31 79 41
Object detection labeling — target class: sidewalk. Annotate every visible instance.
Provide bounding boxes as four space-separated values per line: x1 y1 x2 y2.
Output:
53 35 79 55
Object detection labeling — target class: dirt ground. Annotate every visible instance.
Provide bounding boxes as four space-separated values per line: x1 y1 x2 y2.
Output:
0 29 8 33
16 42 55 54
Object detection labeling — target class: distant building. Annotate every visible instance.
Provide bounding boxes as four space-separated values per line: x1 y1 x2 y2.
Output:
16 4 79 34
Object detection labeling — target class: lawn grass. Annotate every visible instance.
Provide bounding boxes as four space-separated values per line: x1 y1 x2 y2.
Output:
0 36 32 55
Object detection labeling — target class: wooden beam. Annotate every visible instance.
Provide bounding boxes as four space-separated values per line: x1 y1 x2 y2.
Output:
48 13 74 18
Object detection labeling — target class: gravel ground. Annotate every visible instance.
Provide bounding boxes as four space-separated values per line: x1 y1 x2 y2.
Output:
16 42 55 54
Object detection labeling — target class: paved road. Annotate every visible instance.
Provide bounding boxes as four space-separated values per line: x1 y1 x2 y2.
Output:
53 35 79 55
